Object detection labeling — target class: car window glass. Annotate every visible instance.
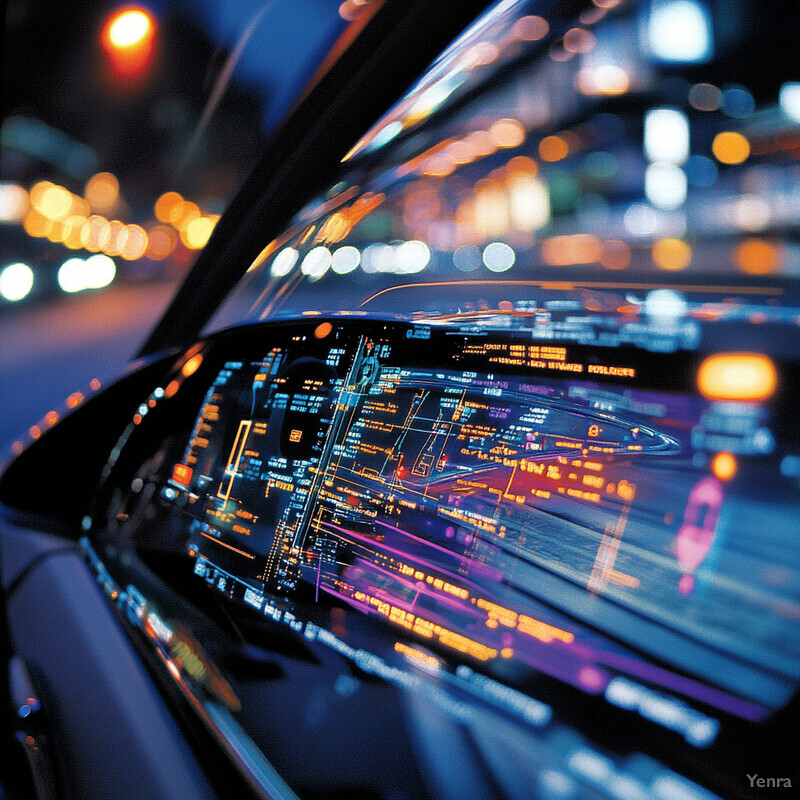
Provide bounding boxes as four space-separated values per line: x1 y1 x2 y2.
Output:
207 0 800 332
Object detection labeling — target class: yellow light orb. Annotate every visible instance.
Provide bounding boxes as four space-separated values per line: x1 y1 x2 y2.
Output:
108 9 152 48
712 131 750 165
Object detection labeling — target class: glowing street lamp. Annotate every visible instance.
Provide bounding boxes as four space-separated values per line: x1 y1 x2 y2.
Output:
101 7 156 79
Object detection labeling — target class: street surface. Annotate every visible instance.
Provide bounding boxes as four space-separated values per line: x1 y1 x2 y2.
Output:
1 280 180 453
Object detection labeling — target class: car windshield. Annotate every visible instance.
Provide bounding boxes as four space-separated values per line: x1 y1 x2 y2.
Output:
208 0 800 333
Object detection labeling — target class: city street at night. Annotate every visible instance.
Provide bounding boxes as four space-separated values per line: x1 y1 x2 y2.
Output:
2 0 347 454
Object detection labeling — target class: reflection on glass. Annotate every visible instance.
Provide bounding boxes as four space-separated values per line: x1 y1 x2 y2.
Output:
209 0 800 331
91 3 800 797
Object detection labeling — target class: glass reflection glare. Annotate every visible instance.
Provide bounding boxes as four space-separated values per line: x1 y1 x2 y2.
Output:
208 0 800 333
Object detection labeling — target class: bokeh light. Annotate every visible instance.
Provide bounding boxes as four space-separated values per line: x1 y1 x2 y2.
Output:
539 135 569 162
102 7 156 78
652 238 692 271
697 353 777 402
0 262 35 302
779 82 800 123
482 242 515 272
512 15 549 41
645 163 687 209
85 172 120 213
647 0 713 63
146 225 178 260
108 8 152 47
712 131 750 164
688 83 721 111
155 191 183 223
454 245 481 272
644 108 689 164
489 119 526 149
58 254 117 293
23 209 53 238
121 224 149 260
301 246 332 280
395 240 430 274
271 247 299 277
331 246 361 275
734 238 783 275
0 183 29 221
721 86 754 118
577 65 629 96
542 234 602 266
711 452 737 482
564 28 596 54
183 215 218 249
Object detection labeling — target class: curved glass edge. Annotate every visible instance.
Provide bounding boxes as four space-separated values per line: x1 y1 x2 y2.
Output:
80 536 301 800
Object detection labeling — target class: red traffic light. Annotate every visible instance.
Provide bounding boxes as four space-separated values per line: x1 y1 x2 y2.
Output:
101 7 156 79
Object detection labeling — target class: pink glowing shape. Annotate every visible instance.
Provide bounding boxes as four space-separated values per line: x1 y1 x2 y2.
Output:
577 666 606 693
676 476 723 572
